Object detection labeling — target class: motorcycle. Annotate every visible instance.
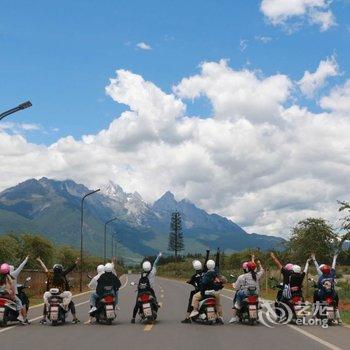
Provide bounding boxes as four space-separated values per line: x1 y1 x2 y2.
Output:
191 290 220 325
237 286 259 325
313 280 337 325
91 286 117 325
47 288 69 326
0 277 31 327
138 290 158 324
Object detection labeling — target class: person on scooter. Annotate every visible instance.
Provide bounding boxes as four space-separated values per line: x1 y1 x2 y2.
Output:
270 252 294 301
93 263 121 313
289 258 311 301
9 256 30 324
190 249 224 324
36 257 80 324
0 264 16 303
88 264 105 316
311 252 342 323
229 260 264 323
181 250 210 324
131 252 162 324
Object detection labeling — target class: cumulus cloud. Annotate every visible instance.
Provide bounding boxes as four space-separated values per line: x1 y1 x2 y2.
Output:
1 60 350 238
136 42 152 50
298 55 339 98
260 0 336 32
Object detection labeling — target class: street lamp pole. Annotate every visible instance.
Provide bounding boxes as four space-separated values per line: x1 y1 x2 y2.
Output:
111 231 117 259
0 101 32 121
79 188 100 292
104 217 117 263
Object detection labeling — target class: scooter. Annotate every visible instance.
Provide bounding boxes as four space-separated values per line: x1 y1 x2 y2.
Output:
191 290 220 325
0 277 31 327
138 290 158 324
237 286 259 325
312 280 337 325
91 286 117 325
47 288 69 326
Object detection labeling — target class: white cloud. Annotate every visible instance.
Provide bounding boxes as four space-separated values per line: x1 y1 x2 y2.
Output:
1 61 350 238
0 122 41 133
239 39 248 52
254 35 273 43
136 42 152 50
260 0 336 32
298 55 339 98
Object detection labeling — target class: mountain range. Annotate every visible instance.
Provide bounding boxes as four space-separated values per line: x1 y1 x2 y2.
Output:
0 178 284 263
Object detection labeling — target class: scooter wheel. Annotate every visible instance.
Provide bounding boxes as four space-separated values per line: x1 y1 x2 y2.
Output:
106 319 112 325
52 320 58 327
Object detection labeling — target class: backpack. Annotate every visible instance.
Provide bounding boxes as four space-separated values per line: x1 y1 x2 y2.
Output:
138 272 151 291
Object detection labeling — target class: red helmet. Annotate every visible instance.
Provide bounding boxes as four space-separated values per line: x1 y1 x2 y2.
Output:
320 264 331 275
246 262 257 272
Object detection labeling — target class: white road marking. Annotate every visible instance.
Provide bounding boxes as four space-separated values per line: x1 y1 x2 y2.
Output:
288 325 343 350
144 324 153 331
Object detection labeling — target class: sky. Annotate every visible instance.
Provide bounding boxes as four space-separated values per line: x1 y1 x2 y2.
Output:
1 0 350 237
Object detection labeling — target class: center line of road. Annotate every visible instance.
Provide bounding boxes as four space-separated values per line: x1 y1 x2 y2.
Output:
144 324 154 331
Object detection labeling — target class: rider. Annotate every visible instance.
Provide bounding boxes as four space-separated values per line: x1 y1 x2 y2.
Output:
311 253 342 323
288 258 311 301
181 250 210 324
37 257 80 324
270 252 294 301
0 264 20 317
131 252 162 324
190 249 224 324
88 264 105 315
9 256 30 323
229 260 264 323
94 263 121 312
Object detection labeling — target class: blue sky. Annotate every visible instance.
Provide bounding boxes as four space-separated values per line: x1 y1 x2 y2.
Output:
1 0 349 144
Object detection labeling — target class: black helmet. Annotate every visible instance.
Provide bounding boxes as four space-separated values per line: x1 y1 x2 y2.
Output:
53 264 63 274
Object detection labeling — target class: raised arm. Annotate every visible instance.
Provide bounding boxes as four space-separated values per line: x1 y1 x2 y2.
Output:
332 254 338 270
63 259 79 276
36 257 48 273
203 249 210 273
257 260 264 279
304 258 311 274
12 256 29 277
153 252 162 269
270 252 283 270
311 253 322 276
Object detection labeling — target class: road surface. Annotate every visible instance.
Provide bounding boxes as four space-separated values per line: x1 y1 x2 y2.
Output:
0 275 349 350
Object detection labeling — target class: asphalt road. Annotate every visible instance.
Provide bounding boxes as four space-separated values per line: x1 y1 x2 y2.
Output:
0 275 349 350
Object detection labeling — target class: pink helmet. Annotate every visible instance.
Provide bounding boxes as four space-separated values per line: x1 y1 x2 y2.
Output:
0 263 10 275
285 263 294 271
242 262 249 271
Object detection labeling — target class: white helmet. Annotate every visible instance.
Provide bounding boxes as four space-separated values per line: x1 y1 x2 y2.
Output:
105 263 113 273
9 265 14 274
293 265 301 273
142 261 152 272
206 259 215 271
97 264 105 274
192 260 202 271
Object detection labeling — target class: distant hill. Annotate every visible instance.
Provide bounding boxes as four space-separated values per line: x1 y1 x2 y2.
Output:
0 178 285 263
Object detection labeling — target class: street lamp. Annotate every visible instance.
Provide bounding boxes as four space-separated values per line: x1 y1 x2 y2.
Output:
0 101 32 121
111 231 118 259
104 217 117 263
79 188 100 292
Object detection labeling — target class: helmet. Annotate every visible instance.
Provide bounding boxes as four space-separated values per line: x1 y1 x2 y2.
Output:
53 264 63 274
105 263 113 273
292 265 301 273
206 259 215 270
320 264 331 275
9 265 14 274
142 261 152 272
192 260 202 271
97 264 105 274
285 263 294 271
0 263 10 275
242 261 249 272
246 261 257 272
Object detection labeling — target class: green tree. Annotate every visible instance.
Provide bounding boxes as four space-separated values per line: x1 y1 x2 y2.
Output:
0 235 20 263
289 218 338 263
56 245 79 267
168 211 184 262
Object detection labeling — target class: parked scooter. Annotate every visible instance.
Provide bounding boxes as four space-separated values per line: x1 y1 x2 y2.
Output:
0 277 31 327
